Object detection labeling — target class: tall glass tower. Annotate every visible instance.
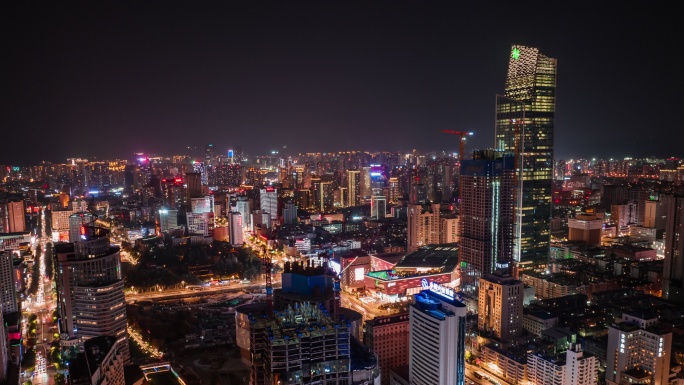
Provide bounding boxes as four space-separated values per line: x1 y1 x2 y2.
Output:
495 45 557 274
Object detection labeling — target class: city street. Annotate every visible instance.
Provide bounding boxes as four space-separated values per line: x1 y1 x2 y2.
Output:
21 208 58 384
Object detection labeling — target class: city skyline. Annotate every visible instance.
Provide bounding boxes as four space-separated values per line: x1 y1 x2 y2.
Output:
3 2 682 164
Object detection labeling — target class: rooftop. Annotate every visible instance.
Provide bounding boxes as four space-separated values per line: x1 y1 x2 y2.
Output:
393 244 459 272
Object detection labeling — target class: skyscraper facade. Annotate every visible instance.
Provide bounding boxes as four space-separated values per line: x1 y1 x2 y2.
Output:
459 151 515 293
347 170 361 207
409 287 467 385
477 273 523 342
662 195 684 302
55 226 129 362
407 202 440 252
0 252 18 314
259 187 278 222
495 44 557 273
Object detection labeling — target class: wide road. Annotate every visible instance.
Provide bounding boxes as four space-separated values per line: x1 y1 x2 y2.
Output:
125 278 281 303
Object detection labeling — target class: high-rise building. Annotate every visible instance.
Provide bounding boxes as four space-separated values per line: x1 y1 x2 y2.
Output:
67 336 125 385
259 187 278 222
0 200 25 233
282 202 297 225
314 181 335 213
440 216 460 244
364 313 410 385
185 172 202 207
236 197 252 230
190 196 214 214
644 198 668 231
662 195 684 302
158 208 179 233
0 252 18 314
407 202 440 252
408 287 467 385
186 211 214 236
477 273 523 342
55 226 129 362
68 212 94 243
361 167 372 204
567 214 603 247
347 170 361 207
0 309 7 382
388 177 400 204
409 184 427 205
606 312 672 385
527 343 598 385
371 195 387 220
459 152 515 293
495 44 557 274
228 211 244 246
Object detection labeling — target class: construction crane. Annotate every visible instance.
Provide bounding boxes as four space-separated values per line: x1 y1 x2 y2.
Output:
261 246 273 311
441 130 474 162
332 256 359 318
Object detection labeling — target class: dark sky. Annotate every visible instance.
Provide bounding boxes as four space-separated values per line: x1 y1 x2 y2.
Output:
2 1 682 165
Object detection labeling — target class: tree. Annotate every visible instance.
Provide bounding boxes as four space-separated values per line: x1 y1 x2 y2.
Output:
54 374 66 385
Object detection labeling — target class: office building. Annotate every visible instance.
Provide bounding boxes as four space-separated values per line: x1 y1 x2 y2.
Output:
0 200 25 233
259 187 278 222
190 196 214 214
314 181 335 213
662 195 684 302
347 170 361 206
55 226 129 362
527 343 598 385
364 313 410 385
459 152 515 293
186 211 214 236
51 208 74 242
236 196 252 230
478 273 523 341
408 287 467 385
567 214 603 247
407 202 440 252
228 211 244 246
66 336 125 385
440 216 460 244
612 203 636 228
282 202 297 225
495 45 557 273
185 172 202 206
361 167 372 203
606 311 672 385
69 212 94 242
644 198 667 231
0 252 18 314
158 208 179 233
371 195 387 219
388 177 400 204
409 184 427 205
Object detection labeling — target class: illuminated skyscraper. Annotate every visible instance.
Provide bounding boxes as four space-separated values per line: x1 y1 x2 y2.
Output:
495 44 557 273
662 194 684 302
459 151 515 293
55 226 129 362
409 287 467 385
347 170 361 207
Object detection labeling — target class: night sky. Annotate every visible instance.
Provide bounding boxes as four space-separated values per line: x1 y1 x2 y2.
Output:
2 1 682 165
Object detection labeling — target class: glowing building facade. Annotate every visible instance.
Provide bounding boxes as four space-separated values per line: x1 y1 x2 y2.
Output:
495 45 557 274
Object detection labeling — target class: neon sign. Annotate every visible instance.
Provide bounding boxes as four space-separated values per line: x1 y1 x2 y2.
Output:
421 278 455 300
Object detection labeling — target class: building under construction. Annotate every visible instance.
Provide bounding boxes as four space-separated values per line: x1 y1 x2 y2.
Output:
246 302 353 385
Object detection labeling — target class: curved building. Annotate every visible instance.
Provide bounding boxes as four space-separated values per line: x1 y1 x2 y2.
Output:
55 226 129 362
